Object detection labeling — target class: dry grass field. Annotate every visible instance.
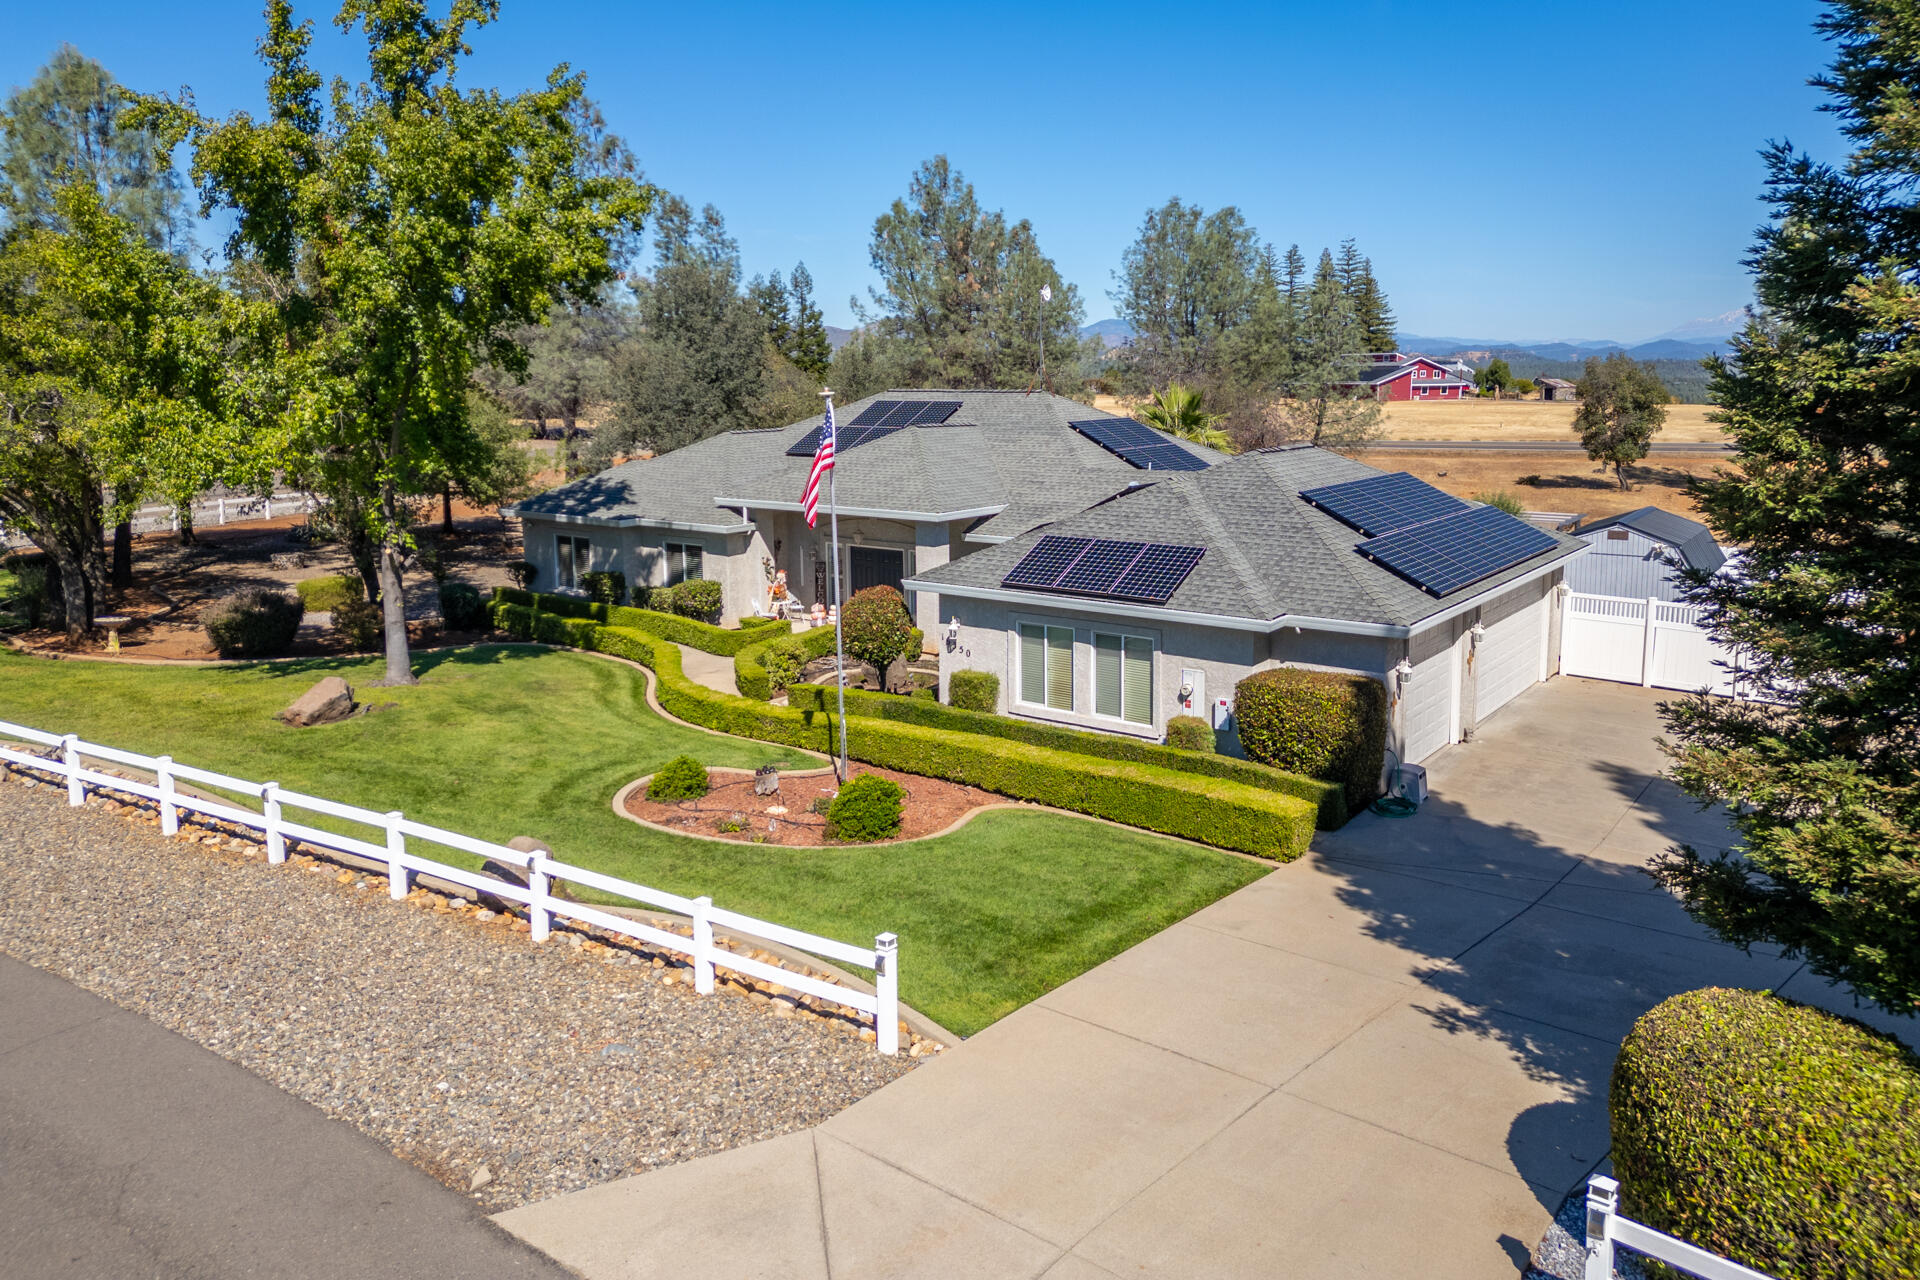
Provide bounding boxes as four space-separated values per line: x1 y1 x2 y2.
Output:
1378 398 1724 443
1364 449 1733 521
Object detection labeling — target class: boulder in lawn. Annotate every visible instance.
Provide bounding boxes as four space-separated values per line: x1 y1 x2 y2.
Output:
280 676 356 727
478 835 571 910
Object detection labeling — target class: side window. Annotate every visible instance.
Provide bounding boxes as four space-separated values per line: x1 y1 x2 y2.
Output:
665 542 706 585
1017 623 1074 712
1095 632 1154 725
556 535 590 590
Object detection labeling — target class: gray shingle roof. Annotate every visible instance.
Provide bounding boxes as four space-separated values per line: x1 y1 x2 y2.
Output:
506 390 1228 530
1578 506 1725 573
912 446 1585 629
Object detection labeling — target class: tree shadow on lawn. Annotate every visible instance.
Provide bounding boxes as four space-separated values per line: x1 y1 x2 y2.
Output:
1298 751 1793 1216
209 642 550 686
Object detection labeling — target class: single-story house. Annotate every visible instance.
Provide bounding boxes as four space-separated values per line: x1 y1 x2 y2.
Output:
1565 506 1724 602
1337 352 1476 401
502 391 1231 638
1538 377 1578 402
908 446 1586 765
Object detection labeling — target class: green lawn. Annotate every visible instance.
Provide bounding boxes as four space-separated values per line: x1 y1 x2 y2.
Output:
0 646 1267 1034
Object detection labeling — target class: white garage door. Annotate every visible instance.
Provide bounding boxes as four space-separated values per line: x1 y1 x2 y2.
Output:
1400 641 1457 763
1475 593 1548 724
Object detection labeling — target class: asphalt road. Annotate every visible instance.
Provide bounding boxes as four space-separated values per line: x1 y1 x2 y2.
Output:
1374 440 1731 453
0 956 573 1280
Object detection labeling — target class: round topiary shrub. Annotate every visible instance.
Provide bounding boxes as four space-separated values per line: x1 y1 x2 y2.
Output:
506 560 537 589
841 586 915 673
203 589 305 658
670 579 723 623
826 773 904 841
294 574 360 614
331 596 383 651
438 581 490 631
646 586 675 612
948 669 998 713
1233 667 1387 813
1611 987 1920 1280
647 755 710 801
1166 714 1215 753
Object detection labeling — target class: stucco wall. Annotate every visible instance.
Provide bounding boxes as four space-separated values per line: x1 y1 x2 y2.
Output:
519 518 757 621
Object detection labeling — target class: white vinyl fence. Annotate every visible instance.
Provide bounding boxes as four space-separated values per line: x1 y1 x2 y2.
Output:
1584 1176 1778 1280
0 718 902 1054
1560 591 1762 697
1 491 318 550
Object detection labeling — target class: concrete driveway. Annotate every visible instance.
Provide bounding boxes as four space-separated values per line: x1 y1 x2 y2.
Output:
496 678 1896 1279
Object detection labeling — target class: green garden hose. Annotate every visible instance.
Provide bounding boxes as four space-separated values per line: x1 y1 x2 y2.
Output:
1370 795 1419 818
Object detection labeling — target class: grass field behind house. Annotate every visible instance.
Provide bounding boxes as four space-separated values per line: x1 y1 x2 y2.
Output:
0 646 1267 1034
1377 399 1724 443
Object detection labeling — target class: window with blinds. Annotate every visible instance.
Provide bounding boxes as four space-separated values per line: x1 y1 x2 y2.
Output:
665 542 705 585
1094 632 1154 725
1018 623 1074 711
556 535 591 590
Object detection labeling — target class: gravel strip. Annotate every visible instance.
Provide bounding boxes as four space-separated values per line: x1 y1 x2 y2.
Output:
1527 1189 1649 1280
0 771 915 1211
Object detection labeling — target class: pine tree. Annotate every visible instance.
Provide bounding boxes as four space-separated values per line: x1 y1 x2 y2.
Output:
786 263 832 379
1332 239 1396 352
748 271 793 355
1655 0 1920 1015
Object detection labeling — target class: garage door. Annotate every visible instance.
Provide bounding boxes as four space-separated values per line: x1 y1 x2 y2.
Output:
1400 641 1456 763
1474 593 1548 724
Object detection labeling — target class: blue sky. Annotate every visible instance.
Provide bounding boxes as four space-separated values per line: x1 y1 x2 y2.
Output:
3 0 1846 342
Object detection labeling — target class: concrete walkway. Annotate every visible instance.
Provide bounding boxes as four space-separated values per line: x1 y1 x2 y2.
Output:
496 679 1897 1279
672 640 740 695
0 956 570 1280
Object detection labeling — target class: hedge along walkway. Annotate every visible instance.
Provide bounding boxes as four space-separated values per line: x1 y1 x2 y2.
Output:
0 646 1266 1036
670 642 745 696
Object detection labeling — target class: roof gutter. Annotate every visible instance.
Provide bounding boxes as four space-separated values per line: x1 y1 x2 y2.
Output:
502 506 748 535
715 498 1006 523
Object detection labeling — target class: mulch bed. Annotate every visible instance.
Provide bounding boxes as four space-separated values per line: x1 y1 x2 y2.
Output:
625 762 1000 846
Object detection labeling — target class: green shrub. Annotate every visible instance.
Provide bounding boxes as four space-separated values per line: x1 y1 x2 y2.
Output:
1233 668 1386 814
1166 714 1214 753
294 574 360 613
734 624 840 699
1515 474 1542 487
529 592 607 622
738 614 782 630
759 646 802 693
647 755 710 801
670 578 722 623
788 681 1345 829
646 587 675 612
203 589 305 658
1473 490 1525 516
506 560 536 589
948 670 999 713
810 794 833 816
827 774 904 841
603 603 788 656
841 585 917 671
438 582 489 631
332 596 383 651
3 561 51 627
581 570 627 606
1612 988 1920 1279
495 586 534 609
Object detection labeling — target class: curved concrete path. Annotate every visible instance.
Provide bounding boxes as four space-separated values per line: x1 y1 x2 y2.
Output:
495 679 1905 1279
0 956 570 1280
671 641 741 695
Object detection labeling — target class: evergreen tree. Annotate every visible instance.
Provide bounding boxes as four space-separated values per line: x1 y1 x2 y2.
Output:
1571 353 1669 489
1254 250 1382 450
1112 197 1260 385
786 263 832 379
1333 239 1396 352
748 270 792 354
1656 0 1920 1016
1280 243 1307 305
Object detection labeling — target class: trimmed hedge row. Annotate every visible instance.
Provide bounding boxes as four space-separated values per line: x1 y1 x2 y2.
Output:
511 620 1318 860
733 624 840 700
788 682 1346 829
491 588 792 656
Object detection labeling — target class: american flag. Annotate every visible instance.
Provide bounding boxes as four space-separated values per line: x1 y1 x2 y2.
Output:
802 400 835 528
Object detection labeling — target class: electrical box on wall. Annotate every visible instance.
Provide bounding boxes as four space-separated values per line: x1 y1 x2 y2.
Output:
1178 668 1205 714
1211 696 1233 730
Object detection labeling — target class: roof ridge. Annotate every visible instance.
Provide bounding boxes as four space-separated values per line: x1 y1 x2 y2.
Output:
1179 477 1277 617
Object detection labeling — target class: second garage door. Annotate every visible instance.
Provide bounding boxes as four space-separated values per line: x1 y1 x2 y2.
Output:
1474 591 1549 725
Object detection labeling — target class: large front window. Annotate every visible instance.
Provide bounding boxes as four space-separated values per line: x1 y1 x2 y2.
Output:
665 542 705 585
1018 623 1074 712
1094 632 1154 725
556 535 591 590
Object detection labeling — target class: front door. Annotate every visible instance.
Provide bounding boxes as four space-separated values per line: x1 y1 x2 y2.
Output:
850 546 905 598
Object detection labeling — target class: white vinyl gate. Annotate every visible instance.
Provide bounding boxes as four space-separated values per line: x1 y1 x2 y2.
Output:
1561 591 1747 695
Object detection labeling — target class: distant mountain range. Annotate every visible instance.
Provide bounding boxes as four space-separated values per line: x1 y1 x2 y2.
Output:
825 324 855 351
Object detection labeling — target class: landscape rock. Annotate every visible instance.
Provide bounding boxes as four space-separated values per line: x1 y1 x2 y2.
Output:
882 656 912 695
280 676 356 727
799 654 879 690
753 765 779 797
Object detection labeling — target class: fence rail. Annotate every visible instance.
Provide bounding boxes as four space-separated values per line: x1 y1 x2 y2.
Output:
1584 1176 1777 1280
2 491 317 550
0 718 901 1054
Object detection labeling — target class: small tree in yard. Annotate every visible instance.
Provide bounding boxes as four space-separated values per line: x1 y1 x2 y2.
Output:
1572 353 1670 489
1475 358 1512 397
840 585 915 675
153 0 649 685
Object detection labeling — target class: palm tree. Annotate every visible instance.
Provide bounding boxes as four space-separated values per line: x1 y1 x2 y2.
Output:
1138 383 1232 452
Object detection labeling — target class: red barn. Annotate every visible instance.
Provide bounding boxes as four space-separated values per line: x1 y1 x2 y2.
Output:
1337 352 1476 401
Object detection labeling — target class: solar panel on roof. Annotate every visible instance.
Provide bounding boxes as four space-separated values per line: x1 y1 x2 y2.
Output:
787 400 960 454
877 401 924 427
909 400 961 425
849 400 903 427
1357 505 1558 597
1300 472 1470 537
1068 418 1210 472
1000 535 1205 605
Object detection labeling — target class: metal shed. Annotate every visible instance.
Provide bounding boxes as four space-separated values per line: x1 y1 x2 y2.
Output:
1565 507 1724 602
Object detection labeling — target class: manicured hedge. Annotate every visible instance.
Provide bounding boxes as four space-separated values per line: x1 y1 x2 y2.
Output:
604 604 789 656
827 774 904 841
1167 714 1215 754
788 681 1346 829
1612 988 1920 1279
948 669 998 712
733 624 840 700
1233 667 1387 816
547 622 1318 859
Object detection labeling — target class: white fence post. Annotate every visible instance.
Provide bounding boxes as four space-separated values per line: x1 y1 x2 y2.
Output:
1640 597 1658 687
217 497 227 526
156 755 179 835
60 734 84 806
528 855 551 942
384 811 409 899
262 782 285 864
1584 1175 1619 1280
691 896 715 994
875 933 899 1056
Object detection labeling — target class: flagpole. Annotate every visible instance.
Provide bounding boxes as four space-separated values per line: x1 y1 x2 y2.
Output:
823 388 850 782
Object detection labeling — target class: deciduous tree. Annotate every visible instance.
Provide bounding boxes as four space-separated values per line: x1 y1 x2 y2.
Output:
1572 353 1670 489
